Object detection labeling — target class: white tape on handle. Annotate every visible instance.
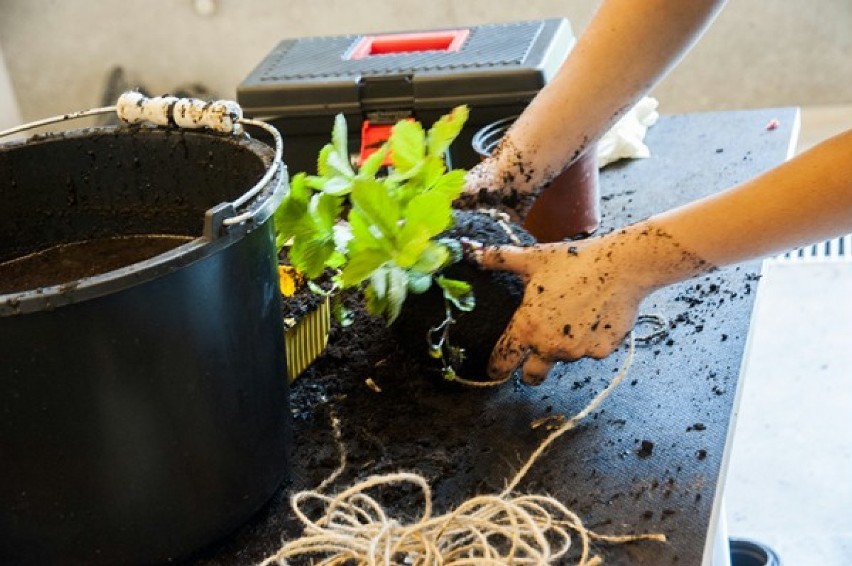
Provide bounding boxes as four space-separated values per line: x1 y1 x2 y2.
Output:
116 92 244 134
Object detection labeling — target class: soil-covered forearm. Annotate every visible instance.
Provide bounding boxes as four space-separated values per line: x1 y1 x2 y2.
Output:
631 128 852 287
464 0 727 211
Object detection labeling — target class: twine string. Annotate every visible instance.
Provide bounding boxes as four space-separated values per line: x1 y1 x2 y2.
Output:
260 333 666 566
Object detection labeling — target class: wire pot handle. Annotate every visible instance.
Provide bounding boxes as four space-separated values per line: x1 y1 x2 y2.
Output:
0 92 284 228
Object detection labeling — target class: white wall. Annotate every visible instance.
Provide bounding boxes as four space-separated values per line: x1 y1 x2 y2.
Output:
0 0 850 121
0 44 21 129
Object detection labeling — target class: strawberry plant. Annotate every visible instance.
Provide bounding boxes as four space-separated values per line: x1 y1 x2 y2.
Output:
273 106 475 376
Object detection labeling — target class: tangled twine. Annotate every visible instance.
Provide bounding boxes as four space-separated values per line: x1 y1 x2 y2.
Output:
260 333 666 566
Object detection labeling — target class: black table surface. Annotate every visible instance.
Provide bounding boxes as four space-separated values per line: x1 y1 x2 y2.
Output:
467 107 799 565
199 107 799 566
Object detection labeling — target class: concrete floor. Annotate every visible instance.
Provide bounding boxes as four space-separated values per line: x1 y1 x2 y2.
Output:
723 105 852 565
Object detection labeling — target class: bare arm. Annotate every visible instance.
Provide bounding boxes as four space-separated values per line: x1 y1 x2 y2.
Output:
461 0 727 216
477 130 852 384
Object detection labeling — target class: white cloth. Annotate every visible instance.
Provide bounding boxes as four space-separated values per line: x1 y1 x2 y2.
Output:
596 96 659 168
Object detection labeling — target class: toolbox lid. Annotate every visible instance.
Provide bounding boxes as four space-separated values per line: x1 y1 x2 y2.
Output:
237 19 574 118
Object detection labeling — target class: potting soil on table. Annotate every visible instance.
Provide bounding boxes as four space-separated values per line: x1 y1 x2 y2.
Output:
188 108 798 566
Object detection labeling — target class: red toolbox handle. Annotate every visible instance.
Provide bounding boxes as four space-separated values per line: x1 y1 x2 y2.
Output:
348 29 469 59
358 120 396 167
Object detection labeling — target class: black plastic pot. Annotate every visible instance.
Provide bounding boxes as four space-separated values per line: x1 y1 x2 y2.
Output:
729 538 782 566
0 126 290 564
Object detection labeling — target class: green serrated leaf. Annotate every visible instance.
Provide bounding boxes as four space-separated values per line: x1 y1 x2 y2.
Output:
401 192 454 240
317 144 334 177
385 266 409 323
431 169 467 201
370 266 389 302
332 114 354 175
427 105 468 157
358 143 388 178
341 249 390 287
364 284 386 318
395 234 430 268
318 176 354 196
410 242 450 274
351 179 400 242
274 174 312 248
348 209 385 254
289 172 312 199
437 237 463 265
413 155 446 190
290 236 335 279
437 276 475 312
327 150 355 179
312 192 342 233
273 194 307 243
407 271 432 294
390 119 425 173
326 250 347 269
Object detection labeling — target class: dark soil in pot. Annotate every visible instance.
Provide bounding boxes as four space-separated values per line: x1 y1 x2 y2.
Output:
392 209 536 381
0 234 192 295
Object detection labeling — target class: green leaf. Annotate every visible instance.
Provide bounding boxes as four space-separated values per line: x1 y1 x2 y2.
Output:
312 192 342 233
437 237 463 265
364 283 386 318
289 171 312 199
369 266 388 302
407 270 432 294
327 250 347 269
273 194 307 243
437 276 475 312
413 155 446 191
332 114 354 176
363 264 408 322
341 249 390 287
327 150 355 179
390 119 425 174
316 144 334 177
290 236 335 279
348 209 387 254
315 143 354 179
395 234 431 269
401 192 454 240
274 173 312 248
358 143 388 178
410 242 450 274
385 266 409 323
351 179 400 242
318 176 353 196
431 169 467 201
394 192 454 267
427 105 468 157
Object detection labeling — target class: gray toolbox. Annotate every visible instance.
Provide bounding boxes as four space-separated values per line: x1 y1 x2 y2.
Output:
237 18 575 173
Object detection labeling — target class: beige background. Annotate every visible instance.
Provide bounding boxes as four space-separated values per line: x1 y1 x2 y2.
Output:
0 0 850 121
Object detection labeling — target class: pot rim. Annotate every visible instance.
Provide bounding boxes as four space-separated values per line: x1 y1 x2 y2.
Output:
471 115 519 158
0 126 288 316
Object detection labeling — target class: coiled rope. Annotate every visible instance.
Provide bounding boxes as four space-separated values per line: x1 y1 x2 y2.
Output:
260 332 666 566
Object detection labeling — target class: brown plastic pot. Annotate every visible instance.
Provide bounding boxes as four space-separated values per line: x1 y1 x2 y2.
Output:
472 116 601 242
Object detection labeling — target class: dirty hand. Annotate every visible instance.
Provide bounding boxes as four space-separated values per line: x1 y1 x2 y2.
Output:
455 157 537 222
474 237 652 385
